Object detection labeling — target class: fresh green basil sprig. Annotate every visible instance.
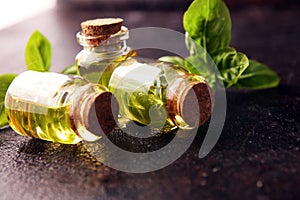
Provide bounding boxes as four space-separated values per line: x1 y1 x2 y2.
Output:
0 30 76 128
160 0 279 89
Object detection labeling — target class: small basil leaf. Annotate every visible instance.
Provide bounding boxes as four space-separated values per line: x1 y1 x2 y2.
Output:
25 30 52 72
211 47 249 88
158 56 191 75
128 92 167 128
61 64 78 75
234 60 280 89
183 0 232 53
185 55 216 88
0 74 17 127
159 56 186 66
159 56 202 75
159 56 216 89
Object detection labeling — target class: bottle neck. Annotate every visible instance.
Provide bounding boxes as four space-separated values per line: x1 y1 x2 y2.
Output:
77 26 131 58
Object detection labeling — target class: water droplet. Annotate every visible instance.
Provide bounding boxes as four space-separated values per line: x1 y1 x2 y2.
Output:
256 180 263 188
202 172 208 177
200 180 207 186
212 167 220 172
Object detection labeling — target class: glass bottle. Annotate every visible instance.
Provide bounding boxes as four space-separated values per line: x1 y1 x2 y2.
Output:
76 26 136 87
108 57 213 132
76 25 213 132
5 71 119 144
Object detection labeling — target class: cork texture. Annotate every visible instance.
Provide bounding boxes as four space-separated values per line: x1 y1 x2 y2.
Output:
87 92 119 136
81 18 123 36
180 82 213 127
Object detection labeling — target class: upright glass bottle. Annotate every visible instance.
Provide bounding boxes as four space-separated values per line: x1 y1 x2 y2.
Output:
76 26 136 86
76 20 213 132
5 71 119 144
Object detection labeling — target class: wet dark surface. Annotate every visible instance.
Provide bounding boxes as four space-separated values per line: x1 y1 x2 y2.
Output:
0 4 300 200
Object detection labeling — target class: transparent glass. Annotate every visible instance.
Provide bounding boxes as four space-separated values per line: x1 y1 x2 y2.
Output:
76 26 136 86
108 57 212 132
5 71 117 144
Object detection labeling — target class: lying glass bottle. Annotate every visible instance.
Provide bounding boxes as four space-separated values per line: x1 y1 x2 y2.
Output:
108 57 213 132
5 71 119 144
76 22 213 132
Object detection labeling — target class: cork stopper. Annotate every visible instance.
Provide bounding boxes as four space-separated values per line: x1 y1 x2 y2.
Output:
81 18 123 36
179 82 213 127
85 92 119 136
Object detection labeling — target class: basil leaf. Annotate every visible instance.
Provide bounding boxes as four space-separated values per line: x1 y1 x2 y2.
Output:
159 56 205 79
234 60 279 89
159 56 186 67
159 56 216 89
128 92 167 128
159 56 203 75
183 0 232 53
0 74 17 127
61 64 78 75
158 56 191 77
211 47 249 88
185 55 216 88
185 55 210 75
25 30 52 72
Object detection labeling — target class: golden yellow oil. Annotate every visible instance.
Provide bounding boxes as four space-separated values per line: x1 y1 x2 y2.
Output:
76 49 136 87
5 94 82 144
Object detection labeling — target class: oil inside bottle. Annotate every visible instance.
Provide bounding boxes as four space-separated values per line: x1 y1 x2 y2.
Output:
76 49 136 86
5 94 82 144
108 58 191 132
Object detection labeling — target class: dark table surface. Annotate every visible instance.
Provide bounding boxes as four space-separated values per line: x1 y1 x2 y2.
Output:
1 4 300 200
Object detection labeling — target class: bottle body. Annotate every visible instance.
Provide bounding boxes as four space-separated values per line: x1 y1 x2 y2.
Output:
108 57 212 132
5 71 118 144
76 26 136 86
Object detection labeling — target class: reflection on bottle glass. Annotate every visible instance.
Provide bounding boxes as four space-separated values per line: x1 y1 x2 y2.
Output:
108 57 213 133
5 71 119 144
